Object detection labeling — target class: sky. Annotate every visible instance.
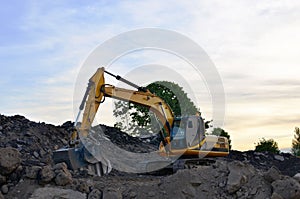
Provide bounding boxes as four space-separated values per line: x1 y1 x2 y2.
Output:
1 0 300 151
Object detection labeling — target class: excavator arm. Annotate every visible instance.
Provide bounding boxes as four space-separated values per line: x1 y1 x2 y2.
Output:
72 67 174 151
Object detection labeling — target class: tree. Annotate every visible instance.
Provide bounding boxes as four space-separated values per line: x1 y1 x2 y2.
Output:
146 81 198 116
292 127 300 156
255 138 279 154
211 127 232 150
113 81 198 136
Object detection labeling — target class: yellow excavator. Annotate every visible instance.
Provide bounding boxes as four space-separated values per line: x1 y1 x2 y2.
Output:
53 67 229 175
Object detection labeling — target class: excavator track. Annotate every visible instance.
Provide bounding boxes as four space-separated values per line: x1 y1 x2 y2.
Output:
144 158 216 176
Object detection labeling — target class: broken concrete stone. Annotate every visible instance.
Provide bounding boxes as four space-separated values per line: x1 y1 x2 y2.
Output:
30 187 86 199
38 165 55 184
226 161 252 194
227 171 247 194
53 162 72 186
33 151 39 159
272 177 300 199
76 179 90 193
293 173 300 183
263 166 281 183
103 188 122 199
1 184 8 194
88 189 103 199
55 170 72 186
53 162 68 172
181 185 196 198
0 147 21 175
25 166 41 179
274 155 284 162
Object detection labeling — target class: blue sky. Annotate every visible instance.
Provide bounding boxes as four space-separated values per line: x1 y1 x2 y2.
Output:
1 0 300 151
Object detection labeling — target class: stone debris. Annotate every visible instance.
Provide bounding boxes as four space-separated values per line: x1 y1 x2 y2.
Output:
88 188 103 199
53 162 73 186
274 155 285 162
1 114 300 198
226 161 255 194
25 166 42 179
0 147 21 175
263 166 281 183
1 185 8 194
293 173 300 183
29 187 86 199
54 168 72 186
38 165 55 185
75 179 91 193
271 177 300 199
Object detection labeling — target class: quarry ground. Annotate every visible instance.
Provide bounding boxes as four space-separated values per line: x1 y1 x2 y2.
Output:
1 114 300 199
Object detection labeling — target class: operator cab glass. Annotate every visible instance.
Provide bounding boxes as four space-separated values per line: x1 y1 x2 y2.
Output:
171 119 187 149
170 116 206 149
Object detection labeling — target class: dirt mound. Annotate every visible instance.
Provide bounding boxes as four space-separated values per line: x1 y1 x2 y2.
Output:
99 125 157 153
91 160 300 199
1 114 300 199
227 150 300 176
0 114 70 167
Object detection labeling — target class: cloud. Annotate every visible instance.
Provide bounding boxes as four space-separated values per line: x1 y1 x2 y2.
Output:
1 0 300 151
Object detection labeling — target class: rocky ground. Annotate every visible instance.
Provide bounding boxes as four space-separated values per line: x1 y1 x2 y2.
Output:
1 114 300 199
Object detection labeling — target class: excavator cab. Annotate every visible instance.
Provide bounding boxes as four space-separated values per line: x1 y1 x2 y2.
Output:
170 116 205 150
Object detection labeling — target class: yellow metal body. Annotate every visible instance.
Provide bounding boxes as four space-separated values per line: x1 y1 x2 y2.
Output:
77 67 173 147
76 67 229 158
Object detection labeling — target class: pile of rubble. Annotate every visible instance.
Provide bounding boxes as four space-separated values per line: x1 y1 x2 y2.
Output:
227 150 300 177
0 115 70 167
1 114 300 198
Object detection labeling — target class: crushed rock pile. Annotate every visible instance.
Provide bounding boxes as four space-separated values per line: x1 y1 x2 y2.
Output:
1 114 300 199
94 161 300 199
0 115 70 167
226 150 300 177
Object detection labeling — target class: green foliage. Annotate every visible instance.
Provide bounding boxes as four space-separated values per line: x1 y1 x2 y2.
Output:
255 138 279 154
292 127 300 156
113 81 198 136
211 127 232 150
146 81 198 116
113 122 123 130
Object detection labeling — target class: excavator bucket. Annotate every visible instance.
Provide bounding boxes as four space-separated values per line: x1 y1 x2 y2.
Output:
53 147 87 170
53 146 112 176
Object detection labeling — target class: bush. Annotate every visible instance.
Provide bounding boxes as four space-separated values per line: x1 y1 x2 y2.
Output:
255 138 279 154
292 127 300 156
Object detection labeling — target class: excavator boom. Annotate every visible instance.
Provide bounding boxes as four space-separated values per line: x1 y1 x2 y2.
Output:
75 67 173 148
